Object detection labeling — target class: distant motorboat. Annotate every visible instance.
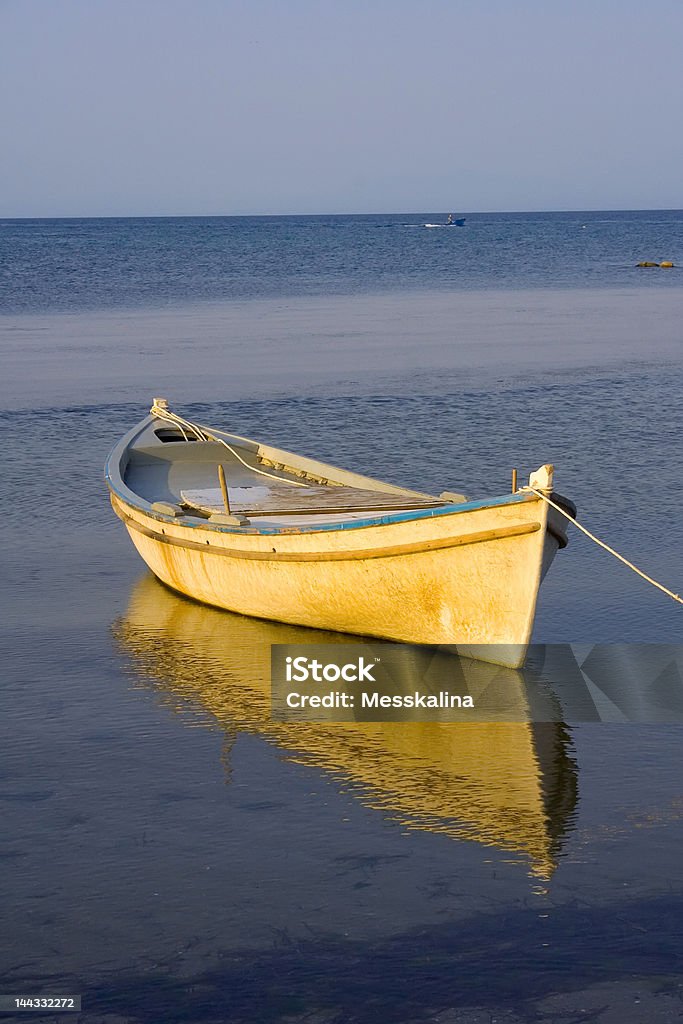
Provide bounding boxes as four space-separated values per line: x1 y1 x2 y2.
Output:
425 215 466 228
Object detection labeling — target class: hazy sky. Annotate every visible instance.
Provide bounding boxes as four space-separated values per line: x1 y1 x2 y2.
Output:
2 0 682 216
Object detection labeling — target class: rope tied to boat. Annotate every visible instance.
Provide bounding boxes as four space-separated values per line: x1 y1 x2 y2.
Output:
150 401 310 487
524 485 683 606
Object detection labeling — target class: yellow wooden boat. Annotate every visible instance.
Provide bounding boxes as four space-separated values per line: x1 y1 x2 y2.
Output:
115 576 579 878
106 399 575 668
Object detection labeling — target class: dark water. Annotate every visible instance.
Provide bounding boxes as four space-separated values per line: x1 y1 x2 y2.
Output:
1 214 683 1022
1 210 682 314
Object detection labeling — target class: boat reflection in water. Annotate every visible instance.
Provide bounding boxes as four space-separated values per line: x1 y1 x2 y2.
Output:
114 576 579 879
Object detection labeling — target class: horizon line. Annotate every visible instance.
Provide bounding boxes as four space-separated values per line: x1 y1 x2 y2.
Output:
1 206 682 221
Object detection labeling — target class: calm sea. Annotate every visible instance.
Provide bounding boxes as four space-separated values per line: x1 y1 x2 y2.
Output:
1 211 682 314
1 212 683 1022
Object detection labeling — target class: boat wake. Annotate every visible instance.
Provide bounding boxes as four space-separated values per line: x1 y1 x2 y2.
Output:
424 220 466 229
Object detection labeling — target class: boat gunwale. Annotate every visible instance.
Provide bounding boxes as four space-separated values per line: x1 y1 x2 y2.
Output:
111 494 545 562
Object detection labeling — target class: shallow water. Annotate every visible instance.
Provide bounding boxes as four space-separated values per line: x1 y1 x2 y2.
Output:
2 286 683 413
1 215 683 1022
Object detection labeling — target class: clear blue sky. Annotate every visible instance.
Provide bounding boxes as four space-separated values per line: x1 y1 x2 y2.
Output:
1 0 681 216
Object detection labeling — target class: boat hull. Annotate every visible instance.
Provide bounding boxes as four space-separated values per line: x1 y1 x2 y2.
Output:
111 489 561 668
